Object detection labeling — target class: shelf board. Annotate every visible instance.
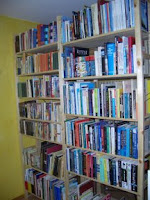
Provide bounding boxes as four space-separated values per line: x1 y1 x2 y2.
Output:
62 28 135 48
21 133 62 145
27 191 42 200
25 164 64 181
68 171 138 196
18 70 59 77
16 42 57 55
65 114 137 122
67 145 138 161
64 74 137 81
20 117 61 124
19 97 60 102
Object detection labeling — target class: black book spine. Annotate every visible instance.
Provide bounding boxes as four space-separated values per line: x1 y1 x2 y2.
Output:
131 163 137 192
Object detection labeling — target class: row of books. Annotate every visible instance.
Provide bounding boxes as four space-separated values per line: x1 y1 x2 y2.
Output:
17 51 58 75
23 143 63 177
63 80 137 119
66 147 138 191
69 179 111 200
25 168 65 200
20 120 61 143
63 37 138 78
18 75 59 98
19 101 60 122
15 21 57 52
65 119 138 159
62 0 148 43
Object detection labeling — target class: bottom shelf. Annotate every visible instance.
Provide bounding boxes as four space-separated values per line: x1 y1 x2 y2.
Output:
68 171 138 196
27 191 42 200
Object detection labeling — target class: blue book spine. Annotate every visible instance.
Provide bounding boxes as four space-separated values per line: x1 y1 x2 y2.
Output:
107 43 115 75
117 127 121 155
123 46 127 74
100 157 104 182
132 127 138 158
124 93 129 118
74 150 77 173
104 4 108 33
125 0 130 28
109 2 113 32
131 0 135 27
54 186 57 200
90 60 96 76
86 60 91 76
126 128 130 157
86 8 92 37
88 89 93 116
112 95 116 118
99 125 102 151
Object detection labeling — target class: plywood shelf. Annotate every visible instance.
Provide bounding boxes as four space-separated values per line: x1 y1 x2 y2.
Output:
20 117 61 124
16 42 57 55
18 70 59 77
21 133 62 145
64 74 137 81
62 28 135 48
65 114 137 122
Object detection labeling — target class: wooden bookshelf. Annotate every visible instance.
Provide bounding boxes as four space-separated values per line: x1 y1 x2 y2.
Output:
19 97 60 103
62 28 135 48
15 1 150 200
18 69 59 77
16 42 57 55
21 133 63 145
64 74 137 81
20 117 61 124
65 114 138 122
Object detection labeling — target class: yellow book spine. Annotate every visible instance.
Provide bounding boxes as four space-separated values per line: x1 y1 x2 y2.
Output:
103 158 108 183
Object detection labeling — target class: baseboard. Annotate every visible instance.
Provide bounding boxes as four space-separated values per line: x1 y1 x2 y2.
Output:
12 194 24 200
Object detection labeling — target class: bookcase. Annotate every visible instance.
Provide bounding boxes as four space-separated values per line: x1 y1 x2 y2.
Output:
15 0 150 200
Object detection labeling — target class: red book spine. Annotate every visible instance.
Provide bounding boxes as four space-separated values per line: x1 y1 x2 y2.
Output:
45 53 49 71
46 144 62 154
25 181 28 190
128 37 135 74
101 126 105 152
90 155 94 178
75 123 80 147
86 153 90 176
97 0 105 34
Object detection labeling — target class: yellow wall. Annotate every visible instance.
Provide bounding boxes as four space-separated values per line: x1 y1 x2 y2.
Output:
0 16 37 200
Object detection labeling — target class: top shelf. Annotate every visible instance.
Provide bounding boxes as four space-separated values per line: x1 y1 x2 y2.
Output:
62 28 135 48
16 42 58 55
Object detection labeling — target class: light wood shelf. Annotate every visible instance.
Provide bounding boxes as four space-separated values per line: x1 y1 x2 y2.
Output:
68 171 138 196
19 97 60 102
18 70 59 77
62 28 135 48
67 145 138 161
64 74 137 81
25 164 64 181
21 133 63 145
27 191 42 199
65 114 137 122
20 117 61 124
16 42 57 55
